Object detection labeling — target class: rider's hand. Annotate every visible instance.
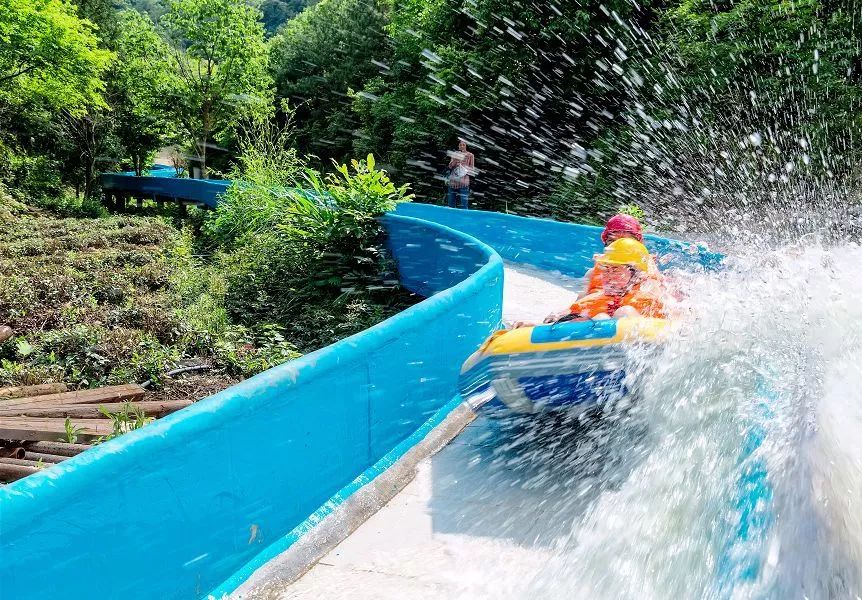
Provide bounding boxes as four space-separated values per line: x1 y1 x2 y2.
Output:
542 311 568 323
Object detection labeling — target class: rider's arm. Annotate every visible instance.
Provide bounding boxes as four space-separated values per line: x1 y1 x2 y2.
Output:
575 267 595 300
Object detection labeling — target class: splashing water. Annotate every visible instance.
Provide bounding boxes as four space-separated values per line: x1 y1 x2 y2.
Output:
258 0 862 594
275 248 862 600
442 242 862 599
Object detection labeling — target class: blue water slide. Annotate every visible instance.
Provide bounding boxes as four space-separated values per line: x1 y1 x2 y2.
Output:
394 203 724 274
0 192 767 599
0 213 501 598
101 171 230 208
99 172 331 209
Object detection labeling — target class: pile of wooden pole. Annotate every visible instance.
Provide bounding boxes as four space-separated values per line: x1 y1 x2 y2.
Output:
0 440 91 483
0 383 192 483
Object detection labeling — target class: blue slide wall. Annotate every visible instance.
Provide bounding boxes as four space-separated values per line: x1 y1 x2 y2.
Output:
395 203 723 276
0 214 502 599
0 195 728 598
101 169 230 208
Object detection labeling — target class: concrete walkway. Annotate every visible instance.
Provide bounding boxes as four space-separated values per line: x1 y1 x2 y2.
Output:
271 420 559 599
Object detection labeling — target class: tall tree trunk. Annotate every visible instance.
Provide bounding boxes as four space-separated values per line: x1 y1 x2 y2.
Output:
199 139 208 179
84 117 97 199
198 104 211 179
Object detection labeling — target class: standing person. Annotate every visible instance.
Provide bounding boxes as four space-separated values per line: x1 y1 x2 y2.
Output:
447 140 475 209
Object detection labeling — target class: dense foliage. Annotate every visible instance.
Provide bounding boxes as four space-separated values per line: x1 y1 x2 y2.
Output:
0 0 113 113
5 0 859 216
269 0 389 166
125 0 311 36
161 0 273 177
266 0 862 221
202 119 415 351
112 10 176 176
0 194 310 389
0 0 421 395
0 112 414 394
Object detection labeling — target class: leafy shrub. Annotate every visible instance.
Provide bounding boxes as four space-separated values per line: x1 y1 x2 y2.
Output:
618 203 646 222
0 121 418 393
7 152 64 199
205 148 414 340
203 115 306 248
0 183 25 222
31 193 109 218
97 402 154 442
210 323 301 378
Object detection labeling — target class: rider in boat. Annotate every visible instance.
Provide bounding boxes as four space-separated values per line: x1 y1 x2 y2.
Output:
566 238 667 320
582 213 660 297
517 238 668 328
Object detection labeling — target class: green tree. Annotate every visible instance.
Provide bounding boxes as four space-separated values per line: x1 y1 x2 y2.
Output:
569 0 862 219
269 0 387 165
123 0 169 23
350 0 655 213
71 0 119 44
161 0 274 178
0 0 113 114
111 10 178 175
665 0 862 172
260 0 310 36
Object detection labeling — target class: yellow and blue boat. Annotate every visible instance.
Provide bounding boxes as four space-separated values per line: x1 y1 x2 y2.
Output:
459 317 670 415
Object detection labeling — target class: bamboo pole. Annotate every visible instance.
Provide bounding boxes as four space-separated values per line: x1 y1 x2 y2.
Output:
22 451 67 464
0 446 25 459
0 399 192 419
0 457 48 468
0 384 145 410
0 417 114 442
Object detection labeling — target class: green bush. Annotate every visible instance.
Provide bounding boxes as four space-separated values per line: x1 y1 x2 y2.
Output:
16 325 179 387
0 183 26 222
7 152 64 200
618 203 645 221
31 192 109 218
169 229 230 338
203 115 306 248
275 155 412 293
203 148 413 341
210 323 301 378
166 228 301 379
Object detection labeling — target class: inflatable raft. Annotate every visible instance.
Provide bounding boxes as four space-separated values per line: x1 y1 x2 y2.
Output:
459 317 670 415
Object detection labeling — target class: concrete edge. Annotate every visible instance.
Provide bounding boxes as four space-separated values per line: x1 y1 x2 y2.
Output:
230 401 478 599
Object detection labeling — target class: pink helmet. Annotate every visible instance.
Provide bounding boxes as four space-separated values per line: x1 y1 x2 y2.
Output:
601 214 643 245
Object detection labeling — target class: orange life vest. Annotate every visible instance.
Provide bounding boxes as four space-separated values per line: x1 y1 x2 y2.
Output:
570 280 667 319
586 254 661 295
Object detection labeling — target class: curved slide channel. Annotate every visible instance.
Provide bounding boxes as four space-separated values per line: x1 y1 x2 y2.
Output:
237 206 862 598
229 205 787 599
4 193 850 598
233 263 601 599
0 212 503 599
